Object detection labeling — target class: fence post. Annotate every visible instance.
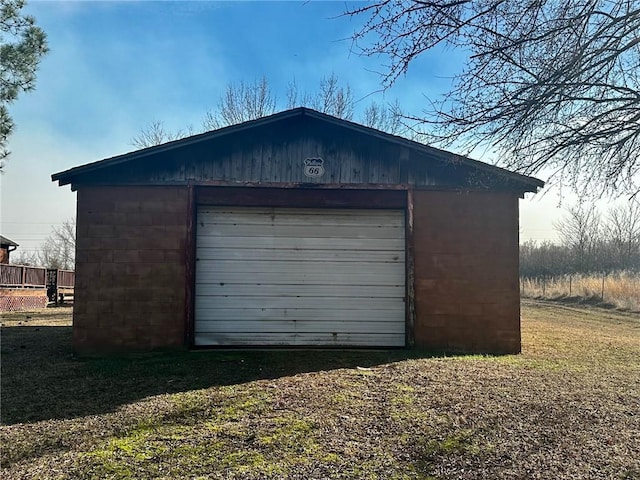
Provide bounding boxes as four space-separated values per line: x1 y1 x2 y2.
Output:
601 272 605 301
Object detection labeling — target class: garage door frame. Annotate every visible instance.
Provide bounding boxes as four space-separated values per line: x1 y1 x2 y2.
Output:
186 186 413 349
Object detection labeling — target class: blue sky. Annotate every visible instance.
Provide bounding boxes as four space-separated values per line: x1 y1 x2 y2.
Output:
0 0 614 256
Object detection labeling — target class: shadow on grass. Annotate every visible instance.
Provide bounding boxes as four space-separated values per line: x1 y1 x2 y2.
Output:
530 294 623 311
1 325 438 425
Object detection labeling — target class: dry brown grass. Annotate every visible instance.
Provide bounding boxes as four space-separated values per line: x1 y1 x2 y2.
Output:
1 303 639 479
521 271 640 311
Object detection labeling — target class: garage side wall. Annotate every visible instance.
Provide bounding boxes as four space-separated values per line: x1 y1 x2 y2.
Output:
74 186 189 353
413 191 521 354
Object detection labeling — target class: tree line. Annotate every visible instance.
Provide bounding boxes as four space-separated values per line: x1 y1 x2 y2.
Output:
520 202 640 277
131 74 408 149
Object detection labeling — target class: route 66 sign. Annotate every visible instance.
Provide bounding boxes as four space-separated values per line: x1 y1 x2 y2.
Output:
303 158 325 178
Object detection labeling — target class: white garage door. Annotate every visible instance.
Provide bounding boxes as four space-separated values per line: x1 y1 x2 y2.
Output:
194 207 406 347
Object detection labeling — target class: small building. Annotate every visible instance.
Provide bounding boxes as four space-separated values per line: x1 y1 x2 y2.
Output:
52 108 543 354
0 235 18 264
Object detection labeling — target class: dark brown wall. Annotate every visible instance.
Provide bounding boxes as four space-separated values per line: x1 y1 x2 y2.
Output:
74 186 189 353
412 190 521 354
0 247 8 264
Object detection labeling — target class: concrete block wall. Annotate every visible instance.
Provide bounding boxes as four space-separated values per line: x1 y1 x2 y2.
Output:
412 190 521 354
74 186 189 353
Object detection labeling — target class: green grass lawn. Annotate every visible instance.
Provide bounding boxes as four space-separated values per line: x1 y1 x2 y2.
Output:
1 301 639 479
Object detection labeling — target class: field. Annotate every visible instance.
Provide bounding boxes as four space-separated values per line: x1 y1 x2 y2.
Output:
521 271 640 311
1 302 639 479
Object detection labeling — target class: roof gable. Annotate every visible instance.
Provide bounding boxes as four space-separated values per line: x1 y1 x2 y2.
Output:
52 107 544 193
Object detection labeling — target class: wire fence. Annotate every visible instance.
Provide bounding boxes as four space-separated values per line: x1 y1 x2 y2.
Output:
520 271 640 311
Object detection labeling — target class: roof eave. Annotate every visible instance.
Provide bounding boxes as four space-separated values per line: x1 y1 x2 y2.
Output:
0 236 19 247
52 107 545 192
51 108 308 186
300 109 545 192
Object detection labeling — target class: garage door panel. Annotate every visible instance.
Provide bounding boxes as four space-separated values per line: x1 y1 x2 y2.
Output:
196 236 404 251
196 319 405 334
198 283 405 298
197 223 404 239
195 207 406 347
196 260 405 277
197 247 405 263
196 313 403 325
195 295 404 310
196 270 405 286
195 332 406 347
195 308 405 323
198 208 405 227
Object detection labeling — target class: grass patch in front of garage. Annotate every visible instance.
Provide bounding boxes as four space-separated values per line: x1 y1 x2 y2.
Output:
1 302 639 479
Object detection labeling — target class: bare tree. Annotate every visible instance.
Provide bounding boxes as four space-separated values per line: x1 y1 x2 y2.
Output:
134 75 404 147
345 1 640 196
362 99 405 135
10 249 37 266
287 73 355 120
285 78 313 111
8 218 76 269
606 201 640 267
519 239 571 277
203 76 277 130
554 204 602 272
38 218 76 270
312 73 354 120
131 121 194 149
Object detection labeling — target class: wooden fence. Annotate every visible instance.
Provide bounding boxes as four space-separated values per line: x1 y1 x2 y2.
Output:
0 264 47 288
0 264 75 311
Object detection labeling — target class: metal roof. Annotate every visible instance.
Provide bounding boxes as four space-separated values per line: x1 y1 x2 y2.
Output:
52 107 544 191
0 235 19 247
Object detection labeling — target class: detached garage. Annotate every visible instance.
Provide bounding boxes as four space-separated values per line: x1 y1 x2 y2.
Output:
52 107 543 354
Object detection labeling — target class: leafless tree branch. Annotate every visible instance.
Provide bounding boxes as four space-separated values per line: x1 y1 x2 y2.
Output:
345 0 640 196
